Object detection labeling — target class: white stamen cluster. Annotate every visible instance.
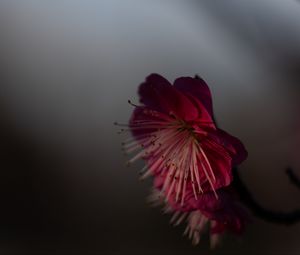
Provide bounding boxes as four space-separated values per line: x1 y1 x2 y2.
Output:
116 105 218 205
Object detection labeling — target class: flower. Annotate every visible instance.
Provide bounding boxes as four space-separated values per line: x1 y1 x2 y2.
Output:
116 74 249 247
117 74 247 205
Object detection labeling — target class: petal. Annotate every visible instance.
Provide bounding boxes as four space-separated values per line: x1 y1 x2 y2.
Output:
138 74 171 112
210 222 226 235
129 106 159 138
184 93 215 129
211 129 248 166
198 138 233 192
173 76 213 117
138 74 198 121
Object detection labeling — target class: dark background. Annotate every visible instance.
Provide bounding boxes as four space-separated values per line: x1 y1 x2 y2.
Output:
0 1 299 254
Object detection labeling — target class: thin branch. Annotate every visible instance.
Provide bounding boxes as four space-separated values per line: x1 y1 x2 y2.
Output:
233 167 300 225
286 167 300 189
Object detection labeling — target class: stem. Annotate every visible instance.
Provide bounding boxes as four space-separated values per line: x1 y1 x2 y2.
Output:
233 167 300 225
286 167 300 189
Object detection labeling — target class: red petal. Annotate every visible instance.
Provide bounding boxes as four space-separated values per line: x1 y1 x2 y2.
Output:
138 74 198 121
211 129 248 166
173 76 213 117
129 106 159 138
210 222 227 234
184 93 215 129
199 138 233 191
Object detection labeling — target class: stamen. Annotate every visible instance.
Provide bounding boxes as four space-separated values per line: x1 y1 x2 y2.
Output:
175 137 192 202
161 132 190 193
138 165 148 176
122 133 151 144
199 159 218 199
181 170 188 206
175 169 184 202
198 145 216 182
127 99 139 107
123 143 142 154
150 130 186 160
170 211 180 224
127 150 147 165
162 164 177 193
191 142 203 194
206 139 231 161
190 167 198 200
165 168 179 202
175 212 188 226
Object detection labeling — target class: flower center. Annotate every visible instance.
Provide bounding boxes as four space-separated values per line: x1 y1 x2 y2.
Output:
177 121 194 132
116 107 217 205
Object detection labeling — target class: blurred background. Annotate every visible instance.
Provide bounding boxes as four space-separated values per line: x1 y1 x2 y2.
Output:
0 0 299 254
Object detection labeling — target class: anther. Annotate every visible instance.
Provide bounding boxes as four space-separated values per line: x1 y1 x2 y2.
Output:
127 99 139 107
169 111 175 117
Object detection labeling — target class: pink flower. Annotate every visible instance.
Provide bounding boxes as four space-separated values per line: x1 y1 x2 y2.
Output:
118 74 247 204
